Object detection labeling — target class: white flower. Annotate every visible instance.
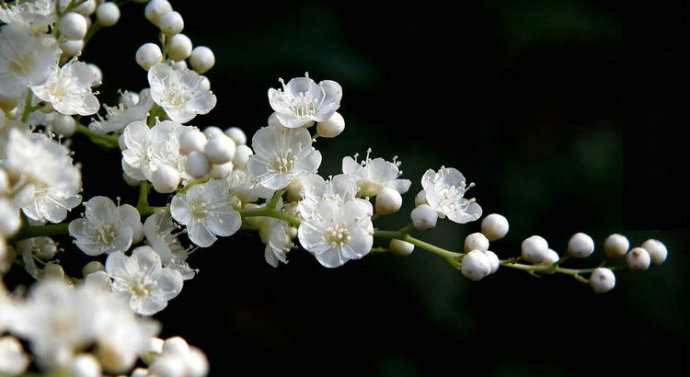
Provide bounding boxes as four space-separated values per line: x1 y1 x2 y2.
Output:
89 89 154 134
0 0 56 30
226 169 274 204
170 179 242 247
68 196 143 257
295 173 368 220
0 336 30 375
148 337 209 377
0 23 60 97
106 246 184 316
121 120 186 182
144 209 195 280
31 60 100 116
246 124 322 190
148 62 216 123
421 166 482 224
268 74 342 128
342 151 411 197
298 199 373 268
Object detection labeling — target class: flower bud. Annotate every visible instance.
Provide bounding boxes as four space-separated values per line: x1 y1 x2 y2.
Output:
163 336 190 355
135 43 163 71
375 187 402 215
189 46 215 74
72 0 96 16
626 247 651 271
389 239 414 256
168 33 193 62
41 263 65 280
414 190 428 206
202 126 224 139
69 354 101 377
122 172 141 187
603 233 629 259
147 337 165 354
461 250 491 281
464 232 489 252
225 126 247 145
82 260 105 277
208 161 234 179
641 239 667 266
144 0 172 27
179 128 207 154
159 10 184 36
232 144 253 169
521 235 549 263
411 204 437 230
204 135 236 164
60 39 84 57
151 165 180 194
480 213 509 241
534 248 560 274
483 250 500 274
316 112 345 138
185 151 211 179
567 232 594 258
149 357 185 377
59 12 88 41
187 347 210 377
96 2 120 27
131 368 149 377
51 113 77 136
589 267 616 293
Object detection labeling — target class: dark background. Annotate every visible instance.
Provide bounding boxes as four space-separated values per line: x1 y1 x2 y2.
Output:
72 0 690 376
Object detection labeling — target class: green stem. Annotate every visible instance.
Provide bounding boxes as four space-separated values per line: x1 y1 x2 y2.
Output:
266 188 287 209
239 207 302 227
82 18 101 48
20 89 37 123
75 124 120 149
178 178 208 194
499 260 623 276
373 229 462 260
9 223 70 243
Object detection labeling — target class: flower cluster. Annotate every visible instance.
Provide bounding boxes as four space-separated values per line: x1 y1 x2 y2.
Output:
0 0 670 376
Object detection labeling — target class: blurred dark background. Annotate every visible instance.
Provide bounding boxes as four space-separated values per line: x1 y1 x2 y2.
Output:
73 0 690 376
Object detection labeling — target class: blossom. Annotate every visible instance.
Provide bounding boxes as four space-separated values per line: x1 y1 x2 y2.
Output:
170 179 242 247
297 199 374 268
268 74 342 128
295 173 369 220
31 60 100 116
106 246 184 316
68 196 143 257
421 167 482 224
0 0 56 30
121 120 186 183
342 151 411 197
246 124 322 190
89 89 154 134
0 23 60 97
148 62 216 123
144 209 195 280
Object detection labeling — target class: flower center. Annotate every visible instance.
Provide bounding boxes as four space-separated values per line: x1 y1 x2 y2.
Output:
130 275 157 298
324 223 350 246
9 53 34 76
271 151 297 173
289 93 317 118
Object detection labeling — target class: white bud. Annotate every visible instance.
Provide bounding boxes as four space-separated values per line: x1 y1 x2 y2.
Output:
82 260 105 277
589 267 616 293
135 43 163 71
147 337 164 354
59 12 88 40
641 239 667 266
199 75 211 91
316 112 345 138
51 113 77 136
224 127 247 145
186 347 210 377
41 263 65 280
567 232 595 258
232 144 253 169
626 247 651 271
521 235 549 263
185 151 211 179
389 239 414 256
0 198 21 237
208 161 233 179
464 232 489 252
144 0 172 27
461 250 491 281
189 46 215 74
0 336 29 375
534 248 560 274
72 0 96 16
168 33 193 61
483 250 500 274
480 213 509 241
375 187 402 215
151 165 180 193
122 172 141 187
205 135 236 164
69 354 101 377
60 39 84 57
0 93 21 113
131 368 149 377
202 126 224 139
163 336 190 355
96 2 120 27
179 127 208 154
603 233 629 259
159 10 184 36
411 204 438 230
414 190 428 206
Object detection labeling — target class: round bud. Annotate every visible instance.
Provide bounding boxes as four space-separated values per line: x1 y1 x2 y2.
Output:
208 161 234 179
481 213 509 241
483 250 500 274
641 239 667 266
411 204 438 230
224 127 247 145
84 270 112 290
82 260 105 277
375 188 402 215
41 263 65 280
534 248 560 274
144 0 172 27
151 165 180 194
0 198 21 237
589 267 616 293
389 239 414 256
96 2 120 27
131 368 149 377
149 357 185 377
521 235 549 263
72 0 96 16
179 127 207 154
59 12 88 41
163 336 189 355
204 135 236 164
626 247 651 271
168 33 193 61
147 337 164 354
414 190 428 207
199 75 211 91
464 232 489 253
69 354 101 377
232 144 253 169
186 347 210 377
0 93 21 113
567 232 595 258
122 172 141 187
60 39 84 57
88 63 102 86
51 113 77 136
202 126 224 139
135 43 163 71
185 151 211 179
189 46 215 74
316 112 345 138
159 10 184 36
603 233 629 259
461 250 491 281
32 237 58 260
